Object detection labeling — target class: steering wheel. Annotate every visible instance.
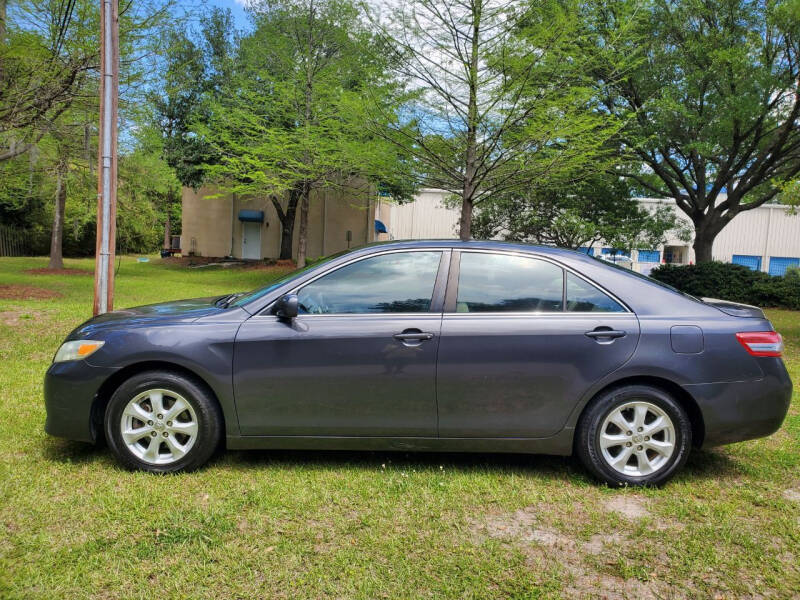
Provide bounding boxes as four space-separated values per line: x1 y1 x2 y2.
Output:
298 290 329 314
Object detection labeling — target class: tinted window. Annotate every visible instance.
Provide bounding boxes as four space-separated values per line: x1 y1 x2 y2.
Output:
566 272 625 312
456 253 563 312
232 249 351 307
297 251 441 314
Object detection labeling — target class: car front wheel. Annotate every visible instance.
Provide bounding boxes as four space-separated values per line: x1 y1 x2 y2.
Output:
104 370 222 473
576 385 692 486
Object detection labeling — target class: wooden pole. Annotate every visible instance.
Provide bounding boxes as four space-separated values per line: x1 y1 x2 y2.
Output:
93 0 119 315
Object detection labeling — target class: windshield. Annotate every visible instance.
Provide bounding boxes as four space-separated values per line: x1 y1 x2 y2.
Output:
230 250 349 307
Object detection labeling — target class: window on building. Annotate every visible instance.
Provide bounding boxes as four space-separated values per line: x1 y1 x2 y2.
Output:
732 255 762 271
768 256 800 277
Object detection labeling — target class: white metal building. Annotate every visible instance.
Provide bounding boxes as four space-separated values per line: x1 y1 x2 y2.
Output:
375 190 800 276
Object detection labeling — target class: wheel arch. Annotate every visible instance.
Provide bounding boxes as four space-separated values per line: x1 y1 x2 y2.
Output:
574 375 705 448
91 360 227 445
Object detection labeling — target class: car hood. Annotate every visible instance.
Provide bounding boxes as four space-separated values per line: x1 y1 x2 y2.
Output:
67 297 230 339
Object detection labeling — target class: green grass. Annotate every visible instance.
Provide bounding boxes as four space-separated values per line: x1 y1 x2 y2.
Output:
1 256 798 599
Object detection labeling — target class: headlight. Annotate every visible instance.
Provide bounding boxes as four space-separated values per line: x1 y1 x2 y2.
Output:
53 340 105 363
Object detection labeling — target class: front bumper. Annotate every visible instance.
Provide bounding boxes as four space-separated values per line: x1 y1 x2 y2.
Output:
44 360 119 443
685 358 793 448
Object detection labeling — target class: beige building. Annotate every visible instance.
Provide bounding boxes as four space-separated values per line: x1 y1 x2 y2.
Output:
181 184 377 261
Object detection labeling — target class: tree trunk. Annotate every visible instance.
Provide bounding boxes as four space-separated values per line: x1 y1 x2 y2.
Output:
458 0 481 241
459 195 473 240
690 210 726 264
48 159 67 270
692 231 714 264
163 212 171 250
296 183 310 268
272 188 300 261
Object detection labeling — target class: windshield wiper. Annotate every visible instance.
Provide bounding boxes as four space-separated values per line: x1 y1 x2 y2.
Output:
215 292 246 308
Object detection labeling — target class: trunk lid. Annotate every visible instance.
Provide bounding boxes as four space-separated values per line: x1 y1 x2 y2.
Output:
701 297 767 319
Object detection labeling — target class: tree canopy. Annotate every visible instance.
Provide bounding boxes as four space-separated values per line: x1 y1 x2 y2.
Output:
366 0 625 239
588 0 800 262
188 0 415 266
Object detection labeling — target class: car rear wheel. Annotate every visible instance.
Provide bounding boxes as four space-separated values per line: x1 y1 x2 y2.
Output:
104 371 222 473
576 385 692 486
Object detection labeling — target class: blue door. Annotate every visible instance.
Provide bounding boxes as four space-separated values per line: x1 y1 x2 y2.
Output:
732 254 762 271
768 256 800 276
637 250 660 263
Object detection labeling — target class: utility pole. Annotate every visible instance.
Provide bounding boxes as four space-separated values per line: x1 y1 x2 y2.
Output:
93 0 119 315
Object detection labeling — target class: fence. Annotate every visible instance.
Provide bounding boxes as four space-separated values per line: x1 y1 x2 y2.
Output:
0 225 30 257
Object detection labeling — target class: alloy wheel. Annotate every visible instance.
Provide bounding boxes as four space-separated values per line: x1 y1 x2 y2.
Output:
598 400 676 477
119 388 198 465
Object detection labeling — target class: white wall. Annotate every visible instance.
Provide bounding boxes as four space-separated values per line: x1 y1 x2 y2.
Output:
378 191 800 273
376 189 459 240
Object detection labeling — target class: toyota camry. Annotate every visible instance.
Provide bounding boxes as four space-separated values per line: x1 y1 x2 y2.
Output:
44 240 792 485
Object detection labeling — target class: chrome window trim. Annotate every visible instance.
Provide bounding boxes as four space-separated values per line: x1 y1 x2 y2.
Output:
442 312 634 318
451 248 633 315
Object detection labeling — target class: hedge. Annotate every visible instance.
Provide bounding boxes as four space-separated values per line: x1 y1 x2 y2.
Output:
649 262 800 310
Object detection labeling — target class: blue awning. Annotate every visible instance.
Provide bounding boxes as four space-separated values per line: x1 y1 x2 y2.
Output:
375 219 388 234
238 210 264 223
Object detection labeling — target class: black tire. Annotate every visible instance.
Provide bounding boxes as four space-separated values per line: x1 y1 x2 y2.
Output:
575 385 692 487
104 370 222 473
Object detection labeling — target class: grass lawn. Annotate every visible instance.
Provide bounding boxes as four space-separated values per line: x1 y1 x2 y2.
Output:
1 255 798 599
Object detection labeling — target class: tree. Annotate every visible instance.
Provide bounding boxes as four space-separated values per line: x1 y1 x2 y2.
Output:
151 9 234 190
1 0 177 265
588 0 800 262
117 121 182 255
365 0 621 240
198 0 413 266
471 172 689 251
0 0 95 162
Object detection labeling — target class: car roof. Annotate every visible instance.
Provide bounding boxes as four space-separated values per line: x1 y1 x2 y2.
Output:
356 239 582 258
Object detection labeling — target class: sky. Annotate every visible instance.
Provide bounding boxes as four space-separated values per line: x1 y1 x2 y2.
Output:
206 0 250 29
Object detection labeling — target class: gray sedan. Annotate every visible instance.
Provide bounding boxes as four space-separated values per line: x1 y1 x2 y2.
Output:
44 241 792 485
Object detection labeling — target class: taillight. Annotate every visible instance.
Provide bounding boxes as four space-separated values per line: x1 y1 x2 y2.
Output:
735 331 784 357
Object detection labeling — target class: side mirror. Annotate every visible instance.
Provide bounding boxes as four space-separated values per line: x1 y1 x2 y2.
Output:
274 294 299 319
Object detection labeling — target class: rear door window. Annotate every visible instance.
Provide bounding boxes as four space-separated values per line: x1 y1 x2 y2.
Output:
456 253 564 312
566 272 625 312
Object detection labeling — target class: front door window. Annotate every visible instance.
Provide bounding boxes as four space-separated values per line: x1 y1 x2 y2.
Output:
297 251 442 314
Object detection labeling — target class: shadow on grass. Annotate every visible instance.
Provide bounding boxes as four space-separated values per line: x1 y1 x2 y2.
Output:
228 447 579 477
40 436 746 485
679 447 745 482
42 438 108 465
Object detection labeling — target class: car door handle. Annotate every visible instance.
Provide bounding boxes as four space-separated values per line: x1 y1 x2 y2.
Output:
585 328 627 339
393 332 434 341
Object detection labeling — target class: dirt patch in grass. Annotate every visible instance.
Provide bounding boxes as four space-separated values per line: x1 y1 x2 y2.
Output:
603 495 650 520
0 310 28 326
783 485 800 503
0 285 61 300
470 505 679 599
24 267 90 276
163 255 296 271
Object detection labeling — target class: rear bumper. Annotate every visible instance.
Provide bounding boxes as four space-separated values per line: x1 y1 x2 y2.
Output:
685 358 793 448
44 361 118 443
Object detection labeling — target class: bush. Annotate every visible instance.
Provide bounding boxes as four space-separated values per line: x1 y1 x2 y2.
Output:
650 262 800 309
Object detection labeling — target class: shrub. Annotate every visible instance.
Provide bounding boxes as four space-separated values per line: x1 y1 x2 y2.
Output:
649 262 800 309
